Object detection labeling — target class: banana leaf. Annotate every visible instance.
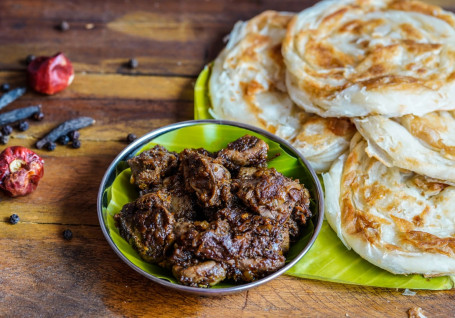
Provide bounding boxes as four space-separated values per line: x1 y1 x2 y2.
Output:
192 64 455 290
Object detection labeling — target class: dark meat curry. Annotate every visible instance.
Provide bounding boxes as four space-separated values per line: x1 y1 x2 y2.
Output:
115 135 312 287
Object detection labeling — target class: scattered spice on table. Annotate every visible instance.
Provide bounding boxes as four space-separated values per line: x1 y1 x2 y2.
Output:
25 54 36 65
63 229 73 240
33 111 44 121
71 139 81 149
9 214 19 225
46 142 56 151
0 105 42 127
0 135 9 145
126 133 137 143
1 83 10 92
85 23 95 30
57 21 70 31
127 58 138 69
36 116 95 149
1 125 12 136
17 121 29 132
0 87 26 110
58 135 70 145
68 130 80 141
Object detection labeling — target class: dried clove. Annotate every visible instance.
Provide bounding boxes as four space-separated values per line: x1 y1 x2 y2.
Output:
36 117 95 149
0 87 26 111
0 105 42 127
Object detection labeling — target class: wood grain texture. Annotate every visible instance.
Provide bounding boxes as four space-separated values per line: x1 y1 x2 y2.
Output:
0 0 454 317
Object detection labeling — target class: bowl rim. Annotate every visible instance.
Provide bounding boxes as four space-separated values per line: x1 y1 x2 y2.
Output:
97 119 324 295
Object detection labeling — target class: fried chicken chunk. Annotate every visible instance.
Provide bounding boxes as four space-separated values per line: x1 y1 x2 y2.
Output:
217 135 268 171
115 191 175 263
233 167 311 224
128 145 178 190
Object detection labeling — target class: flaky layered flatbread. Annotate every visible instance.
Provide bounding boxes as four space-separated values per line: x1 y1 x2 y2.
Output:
323 133 455 275
209 11 355 172
283 0 455 117
354 113 455 183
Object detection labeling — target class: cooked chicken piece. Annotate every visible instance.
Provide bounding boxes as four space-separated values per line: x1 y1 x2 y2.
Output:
217 135 268 171
128 145 178 190
172 261 226 287
162 174 199 221
180 149 231 208
170 209 288 282
115 191 175 263
233 167 311 223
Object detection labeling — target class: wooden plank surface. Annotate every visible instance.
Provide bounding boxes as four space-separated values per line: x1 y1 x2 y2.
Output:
0 0 454 317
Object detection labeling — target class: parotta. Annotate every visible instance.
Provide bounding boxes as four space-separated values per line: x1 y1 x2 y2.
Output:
209 10 355 172
323 133 455 275
354 112 455 183
282 0 455 117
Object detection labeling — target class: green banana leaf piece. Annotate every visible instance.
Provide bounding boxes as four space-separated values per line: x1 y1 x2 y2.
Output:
193 64 455 290
103 124 320 288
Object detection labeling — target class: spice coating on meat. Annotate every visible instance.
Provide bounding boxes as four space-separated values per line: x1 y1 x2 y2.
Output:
217 135 268 171
233 167 311 224
180 149 231 208
128 145 178 190
115 135 312 287
115 191 175 263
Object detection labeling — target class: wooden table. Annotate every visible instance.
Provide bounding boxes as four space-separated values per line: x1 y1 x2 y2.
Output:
1 0 454 317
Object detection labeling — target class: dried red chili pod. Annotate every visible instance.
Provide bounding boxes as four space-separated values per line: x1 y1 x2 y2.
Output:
0 146 44 197
27 52 74 95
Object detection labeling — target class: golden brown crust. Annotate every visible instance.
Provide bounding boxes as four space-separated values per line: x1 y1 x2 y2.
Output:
328 135 455 274
283 0 455 117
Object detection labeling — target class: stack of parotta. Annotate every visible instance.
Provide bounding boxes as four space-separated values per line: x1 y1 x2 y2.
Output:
209 0 455 277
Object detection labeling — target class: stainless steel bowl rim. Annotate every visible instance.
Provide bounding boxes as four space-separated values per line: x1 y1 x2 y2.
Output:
97 119 324 295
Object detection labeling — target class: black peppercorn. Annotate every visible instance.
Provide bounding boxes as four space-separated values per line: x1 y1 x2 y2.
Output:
46 141 56 151
25 55 36 65
126 133 137 143
1 83 10 92
63 229 73 240
9 214 19 224
17 121 29 132
72 139 81 149
33 111 44 121
58 135 70 145
57 21 70 31
2 125 13 136
0 135 9 145
128 58 138 69
68 130 80 141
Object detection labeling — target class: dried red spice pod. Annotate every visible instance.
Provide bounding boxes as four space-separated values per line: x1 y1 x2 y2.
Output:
27 52 74 95
0 146 44 197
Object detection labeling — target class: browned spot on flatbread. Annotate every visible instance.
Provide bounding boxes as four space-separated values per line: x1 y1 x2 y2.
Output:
322 7 349 25
268 44 284 69
304 40 354 69
403 40 442 54
399 23 423 40
327 118 355 136
402 230 455 257
391 215 415 232
388 0 455 27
